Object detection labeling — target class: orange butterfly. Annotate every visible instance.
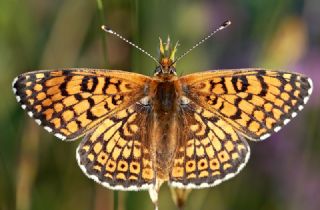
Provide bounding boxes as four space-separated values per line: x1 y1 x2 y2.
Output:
12 21 313 210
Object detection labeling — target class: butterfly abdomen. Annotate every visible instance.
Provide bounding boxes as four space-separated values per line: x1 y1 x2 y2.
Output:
149 78 181 180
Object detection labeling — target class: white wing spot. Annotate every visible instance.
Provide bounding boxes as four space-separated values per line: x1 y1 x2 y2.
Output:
303 96 310 104
291 112 297 118
55 133 66 140
35 119 41 125
16 96 21 102
307 78 313 95
283 119 290 125
21 104 27 110
12 77 19 94
44 126 53 133
12 77 18 88
260 133 271 140
28 111 33 117
274 126 281 132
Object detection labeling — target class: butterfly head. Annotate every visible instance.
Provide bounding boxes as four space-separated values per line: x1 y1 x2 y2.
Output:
155 37 178 76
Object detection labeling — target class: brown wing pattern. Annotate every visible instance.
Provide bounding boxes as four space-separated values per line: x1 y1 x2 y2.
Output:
12 69 151 140
169 101 250 188
180 69 313 140
77 102 155 190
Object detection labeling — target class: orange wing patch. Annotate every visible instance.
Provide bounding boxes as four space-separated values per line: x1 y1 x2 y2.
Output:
169 101 250 188
12 69 151 140
180 69 313 141
77 102 155 190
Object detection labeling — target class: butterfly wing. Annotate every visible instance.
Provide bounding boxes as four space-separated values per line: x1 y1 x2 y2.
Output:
77 102 155 190
12 69 151 140
169 101 250 188
179 69 313 141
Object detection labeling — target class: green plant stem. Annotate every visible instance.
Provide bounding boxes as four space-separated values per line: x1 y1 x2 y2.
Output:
96 0 108 67
96 1 118 210
114 190 119 210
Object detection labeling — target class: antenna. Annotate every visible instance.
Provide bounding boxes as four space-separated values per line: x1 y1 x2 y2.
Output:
172 20 232 65
101 25 160 65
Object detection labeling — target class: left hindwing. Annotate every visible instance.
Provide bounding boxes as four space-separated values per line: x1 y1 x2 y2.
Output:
179 69 313 141
77 102 155 190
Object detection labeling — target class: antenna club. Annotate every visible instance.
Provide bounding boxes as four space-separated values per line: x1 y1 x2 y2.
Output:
222 20 232 27
218 20 231 30
101 25 113 33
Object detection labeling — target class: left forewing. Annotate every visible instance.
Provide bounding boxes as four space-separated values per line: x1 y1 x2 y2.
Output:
12 69 151 140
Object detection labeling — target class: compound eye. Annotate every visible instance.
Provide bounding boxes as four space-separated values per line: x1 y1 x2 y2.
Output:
180 96 190 105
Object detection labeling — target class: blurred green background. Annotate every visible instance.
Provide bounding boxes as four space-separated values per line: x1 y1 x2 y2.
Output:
1 0 319 210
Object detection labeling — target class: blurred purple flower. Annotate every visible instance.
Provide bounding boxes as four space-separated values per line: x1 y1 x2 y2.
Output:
294 49 320 106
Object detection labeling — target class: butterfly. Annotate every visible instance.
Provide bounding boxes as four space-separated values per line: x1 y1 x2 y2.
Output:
12 21 313 210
